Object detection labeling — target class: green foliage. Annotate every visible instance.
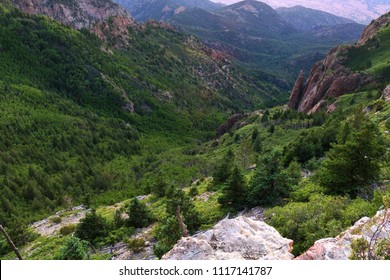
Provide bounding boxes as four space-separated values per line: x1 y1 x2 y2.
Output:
4 217 39 248
247 149 300 206
127 198 153 229
165 186 201 234
126 238 146 253
75 210 109 244
153 216 182 259
218 165 247 210
50 216 62 224
57 236 89 260
212 151 234 185
266 193 379 255
318 110 387 197
59 224 76 236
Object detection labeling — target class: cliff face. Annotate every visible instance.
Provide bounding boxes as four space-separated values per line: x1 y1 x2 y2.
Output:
162 216 294 260
11 0 134 29
288 46 368 114
288 13 390 114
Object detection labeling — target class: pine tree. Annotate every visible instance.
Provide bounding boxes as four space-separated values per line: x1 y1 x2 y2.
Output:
75 209 108 244
318 110 386 197
247 149 298 206
127 198 153 229
218 165 247 210
57 236 89 260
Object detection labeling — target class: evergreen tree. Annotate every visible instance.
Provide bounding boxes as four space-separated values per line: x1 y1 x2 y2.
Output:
318 110 386 197
153 216 182 259
218 165 247 210
212 150 234 185
127 198 153 229
75 210 108 244
165 186 201 233
57 236 89 260
247 149 299 206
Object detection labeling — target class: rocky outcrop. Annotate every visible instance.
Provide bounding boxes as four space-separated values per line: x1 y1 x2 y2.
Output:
296 209 390 260
162 216 294 260
288 12 390 114
382 84 390 102
288 46 367 114
288 70 304 109
11 0 133 30
357 12 390 46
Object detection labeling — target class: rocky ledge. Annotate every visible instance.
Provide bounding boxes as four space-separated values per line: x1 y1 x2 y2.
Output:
162 216 294 260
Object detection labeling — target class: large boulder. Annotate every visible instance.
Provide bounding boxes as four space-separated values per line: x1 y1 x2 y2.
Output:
162 216 294 260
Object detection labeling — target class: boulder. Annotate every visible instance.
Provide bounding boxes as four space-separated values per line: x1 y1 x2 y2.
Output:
162 216 294 260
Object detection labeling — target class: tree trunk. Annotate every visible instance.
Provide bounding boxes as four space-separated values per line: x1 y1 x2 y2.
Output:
176 206 188 237
0 224 23 260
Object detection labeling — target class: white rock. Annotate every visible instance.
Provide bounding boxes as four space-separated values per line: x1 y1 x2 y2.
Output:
162 216 294 260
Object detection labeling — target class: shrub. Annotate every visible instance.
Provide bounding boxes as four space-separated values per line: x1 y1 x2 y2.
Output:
57 236 89 260
127 238 146 253
59 224 76 236
50 216 62 224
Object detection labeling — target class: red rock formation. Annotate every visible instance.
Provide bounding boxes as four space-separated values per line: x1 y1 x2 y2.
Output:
288 70 304 109
288 12 390 114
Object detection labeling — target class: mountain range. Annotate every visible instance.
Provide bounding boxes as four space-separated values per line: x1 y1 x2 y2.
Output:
168 0 365 81
212 0 390 24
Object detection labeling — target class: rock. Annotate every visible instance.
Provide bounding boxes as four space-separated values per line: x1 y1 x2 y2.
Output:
357 12 390 46
288 46 367 114
296 209 390 260
287 14 390 114
162 216 294 260
288 70 305 109
11 0 133 30
382 84 390 102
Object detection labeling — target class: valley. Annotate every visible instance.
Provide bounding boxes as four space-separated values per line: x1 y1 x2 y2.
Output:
0 0 389 261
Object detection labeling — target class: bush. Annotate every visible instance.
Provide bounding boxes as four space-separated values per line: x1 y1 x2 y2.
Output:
57 236 89 260
127 238 146 253
50 216 62 224
59 224 76 236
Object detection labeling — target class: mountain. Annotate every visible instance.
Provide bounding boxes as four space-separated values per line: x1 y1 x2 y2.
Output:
170 0 365 81
288 12 390 113
10 0 132 29
0 0 287 235
232 0 390 24
113 0 224 21
276 5 355 32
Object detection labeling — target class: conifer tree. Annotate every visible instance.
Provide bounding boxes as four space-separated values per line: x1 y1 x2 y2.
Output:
318 110 386 197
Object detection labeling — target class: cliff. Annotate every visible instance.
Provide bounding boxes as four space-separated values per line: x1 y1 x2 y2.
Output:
288 12 390 114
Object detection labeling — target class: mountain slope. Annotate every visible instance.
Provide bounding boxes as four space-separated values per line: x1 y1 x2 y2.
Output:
276 5 355 32
0 0 286 231
113 0 224 21
288 12 390 113
170 0 365 81
254 0 390 24
10 0 132 29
